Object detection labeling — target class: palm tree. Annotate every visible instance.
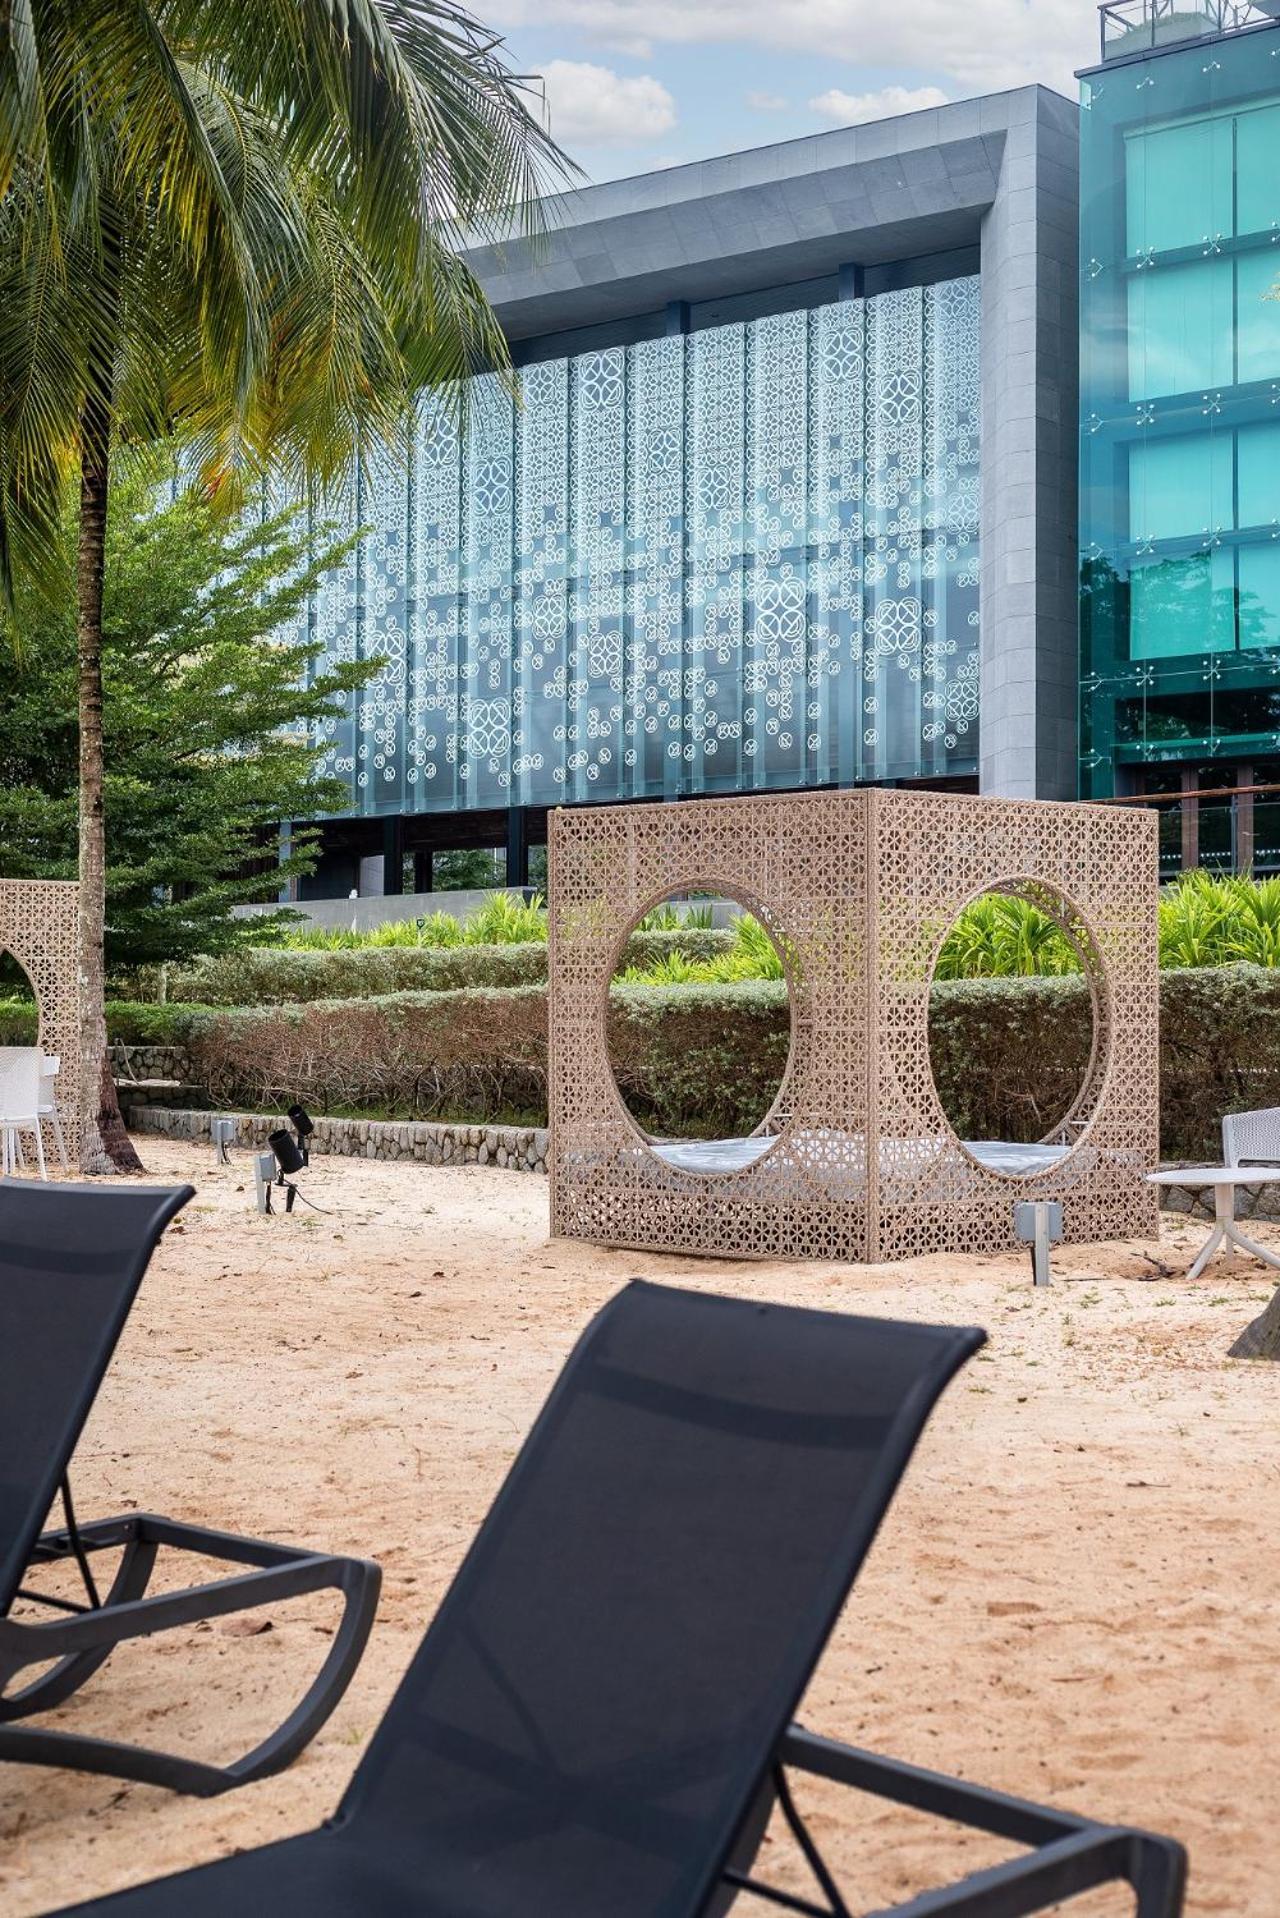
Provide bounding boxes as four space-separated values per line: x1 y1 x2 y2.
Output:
0 0 568 1170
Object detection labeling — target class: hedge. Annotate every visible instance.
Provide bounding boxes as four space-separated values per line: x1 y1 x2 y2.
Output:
160 928 737 1006
12 963 1279 1156
0 999 214 1046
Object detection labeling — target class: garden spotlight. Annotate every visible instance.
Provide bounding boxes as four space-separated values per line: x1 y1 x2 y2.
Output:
263 1129 304 1213
287 1102 314 1165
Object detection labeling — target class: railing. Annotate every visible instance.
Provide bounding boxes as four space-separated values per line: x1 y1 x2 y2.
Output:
1101 782 1280 875
1099 0 1280 59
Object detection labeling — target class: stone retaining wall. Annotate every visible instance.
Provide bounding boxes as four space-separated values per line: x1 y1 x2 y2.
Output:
1152 1166 1280 1223
119 1113 1280 1219
127 1105 549 1173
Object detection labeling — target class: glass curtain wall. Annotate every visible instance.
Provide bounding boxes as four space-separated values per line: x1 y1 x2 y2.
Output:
286 277 981 818
1079 26 1280 798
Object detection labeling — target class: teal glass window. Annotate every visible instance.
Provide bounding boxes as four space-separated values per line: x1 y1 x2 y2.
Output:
1125 117 1233 254
1128 433 1233 540
1127 262 1233 399
1130 550 1234 658
1240 545 1280 649
1236 252 1280 384
1237 424 1280 529
1236 103 1280 237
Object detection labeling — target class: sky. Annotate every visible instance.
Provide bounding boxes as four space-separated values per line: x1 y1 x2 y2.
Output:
486 0 1105 185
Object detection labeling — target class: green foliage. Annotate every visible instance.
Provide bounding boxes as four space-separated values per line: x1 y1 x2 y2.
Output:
275 892 548 951
162 928 737 1005
634 901 715 931
1157 870 1280 969
0 0 571 601
933 893 1082 979
432 848 504 892
0 998 211 1046
465 891 550 946
0 476 376 971
618 913 783 984
926 874 1280 980
607 982 789 1138
96 963 1280 1159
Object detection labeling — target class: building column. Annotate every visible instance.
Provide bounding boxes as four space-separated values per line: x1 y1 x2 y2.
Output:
506 807 529 889
381 816 404 896
979 89 1080 800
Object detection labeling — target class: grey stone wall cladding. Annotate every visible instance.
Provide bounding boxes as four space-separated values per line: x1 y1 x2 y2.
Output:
127 1106 549 1174
978 90 1080 801
459 86 1082 806
1157 1172 1280 1225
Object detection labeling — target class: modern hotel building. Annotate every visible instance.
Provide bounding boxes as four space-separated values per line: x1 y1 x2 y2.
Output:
277 0 1280 899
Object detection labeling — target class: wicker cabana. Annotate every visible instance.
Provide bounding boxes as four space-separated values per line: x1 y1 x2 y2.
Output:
0 879 83 1162
548 789 1158 1262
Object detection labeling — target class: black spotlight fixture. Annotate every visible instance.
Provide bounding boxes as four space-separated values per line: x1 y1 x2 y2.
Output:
264 1128 305 1212
287 1102 314 1166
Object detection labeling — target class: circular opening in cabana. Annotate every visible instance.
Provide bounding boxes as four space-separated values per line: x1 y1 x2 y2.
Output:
605 889 795 1176
926 879 1108 1179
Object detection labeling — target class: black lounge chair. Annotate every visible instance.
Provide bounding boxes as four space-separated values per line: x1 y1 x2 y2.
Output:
44 1279 1184 1916
0 1179 380 1797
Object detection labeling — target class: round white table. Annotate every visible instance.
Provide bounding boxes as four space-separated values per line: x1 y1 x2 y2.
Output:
1147 1166 1280 1280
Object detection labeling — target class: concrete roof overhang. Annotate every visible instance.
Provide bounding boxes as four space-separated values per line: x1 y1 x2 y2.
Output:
455 90 1050 339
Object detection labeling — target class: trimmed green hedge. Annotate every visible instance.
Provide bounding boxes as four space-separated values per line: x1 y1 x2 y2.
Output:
161 928 737 1006
0 999 214 1046
167 963 1280 1154
15 962 1276 1156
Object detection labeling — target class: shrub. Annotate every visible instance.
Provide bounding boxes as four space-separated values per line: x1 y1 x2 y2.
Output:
0 999 210 1046
165 929 737 1005
608 982 789 1137
95 962 1280 1162
186 988 550 1120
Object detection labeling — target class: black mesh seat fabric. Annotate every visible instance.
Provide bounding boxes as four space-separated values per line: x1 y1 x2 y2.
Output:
50 1282 985 1917
0 1182 194 1618
0 1180 380 1798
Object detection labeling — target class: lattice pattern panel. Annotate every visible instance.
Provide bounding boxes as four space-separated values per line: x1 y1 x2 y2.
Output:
276 278 980 816
0 881 83 1160
549 793 873 1262
868 790 1159 1260
549 792 1159 1264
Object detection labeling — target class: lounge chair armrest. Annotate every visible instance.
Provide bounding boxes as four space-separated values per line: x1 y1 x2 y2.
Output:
771 1727 1186 1918
7 1516 377 1663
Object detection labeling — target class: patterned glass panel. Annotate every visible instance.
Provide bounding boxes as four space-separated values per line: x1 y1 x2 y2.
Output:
283 278 981 815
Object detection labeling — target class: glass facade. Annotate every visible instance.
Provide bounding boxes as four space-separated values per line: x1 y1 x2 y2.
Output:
1079 25 1280 797
288 277 981 817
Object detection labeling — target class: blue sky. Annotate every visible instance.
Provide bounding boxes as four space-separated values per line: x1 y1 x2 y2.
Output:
487 0 1101 184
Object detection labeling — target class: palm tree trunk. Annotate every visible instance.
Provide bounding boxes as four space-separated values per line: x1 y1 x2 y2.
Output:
76 392 143 1174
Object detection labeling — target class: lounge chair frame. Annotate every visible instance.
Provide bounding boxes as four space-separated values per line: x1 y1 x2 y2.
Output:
44 1281 1185 1918
723 1728 1184 1916
0 1180 380 1797
1 1511 379 1796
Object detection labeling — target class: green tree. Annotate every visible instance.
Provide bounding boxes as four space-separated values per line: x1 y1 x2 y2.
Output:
0 0 567 1169
0 476 376 972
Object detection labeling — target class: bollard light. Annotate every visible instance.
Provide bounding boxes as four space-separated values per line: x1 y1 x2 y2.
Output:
1014 1199 1063 1287
211 1116 235 1166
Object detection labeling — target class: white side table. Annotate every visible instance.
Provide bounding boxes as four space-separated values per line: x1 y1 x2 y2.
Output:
1147 1166 1280 1280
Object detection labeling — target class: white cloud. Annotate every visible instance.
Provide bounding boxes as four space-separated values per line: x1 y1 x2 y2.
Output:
810 84 948 124
540 58 676 148
487 0 1093 98
747 90 790 112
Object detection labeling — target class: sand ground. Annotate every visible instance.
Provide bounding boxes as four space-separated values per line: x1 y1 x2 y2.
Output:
2 1141 1278 1916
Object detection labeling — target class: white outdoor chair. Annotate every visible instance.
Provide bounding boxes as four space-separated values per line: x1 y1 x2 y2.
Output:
39 1052 69 1168
0 1048 47 1179
1223 1107 1280 1169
